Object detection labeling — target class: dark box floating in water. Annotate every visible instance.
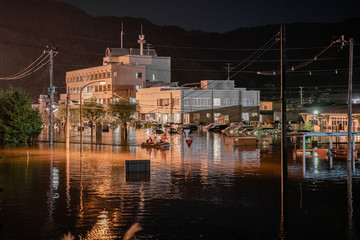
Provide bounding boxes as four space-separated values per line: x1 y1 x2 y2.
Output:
125 160 150 182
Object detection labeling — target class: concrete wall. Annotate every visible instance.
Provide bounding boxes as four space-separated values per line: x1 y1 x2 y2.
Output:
137 86 260 123
136 87 182 122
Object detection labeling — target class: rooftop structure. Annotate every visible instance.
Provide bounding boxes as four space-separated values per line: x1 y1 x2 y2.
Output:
60 31 171 105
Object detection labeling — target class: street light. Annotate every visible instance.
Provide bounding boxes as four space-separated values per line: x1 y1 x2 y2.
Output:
80 80 106 155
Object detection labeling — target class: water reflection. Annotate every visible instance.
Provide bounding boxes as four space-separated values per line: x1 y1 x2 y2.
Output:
0 130 359 239
347 159 354 239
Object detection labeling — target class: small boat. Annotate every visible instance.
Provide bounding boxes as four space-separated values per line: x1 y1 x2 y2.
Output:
141 142 170 150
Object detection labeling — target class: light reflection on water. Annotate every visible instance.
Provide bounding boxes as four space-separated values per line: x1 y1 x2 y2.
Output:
0 129 359 239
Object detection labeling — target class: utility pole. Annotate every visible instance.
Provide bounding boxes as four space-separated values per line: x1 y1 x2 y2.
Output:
299 86 303 108
65 93 70 149
280 24 288 223
45 46 58 146
224 63 233 80
121 22 124 49
347 38 354 161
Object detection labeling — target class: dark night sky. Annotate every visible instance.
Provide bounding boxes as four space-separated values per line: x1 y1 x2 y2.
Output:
56 0 360 32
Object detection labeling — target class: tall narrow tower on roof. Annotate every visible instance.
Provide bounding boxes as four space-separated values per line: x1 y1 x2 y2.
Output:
138 25 146 55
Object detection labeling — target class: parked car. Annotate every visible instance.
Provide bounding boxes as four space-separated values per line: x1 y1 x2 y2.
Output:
231 125 254 135
208 125 228 133
222 124 242 135
102 125 110 132
180 123 198 131
251 127 274 136
169 128 178 135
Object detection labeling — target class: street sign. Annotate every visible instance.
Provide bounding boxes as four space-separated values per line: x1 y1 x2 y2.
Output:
185 139 193 148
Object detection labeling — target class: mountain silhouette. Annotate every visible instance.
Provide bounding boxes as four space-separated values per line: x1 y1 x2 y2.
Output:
0 0 359 101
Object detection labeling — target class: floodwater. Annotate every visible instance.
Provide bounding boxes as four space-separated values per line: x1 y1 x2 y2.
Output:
0 128 359 239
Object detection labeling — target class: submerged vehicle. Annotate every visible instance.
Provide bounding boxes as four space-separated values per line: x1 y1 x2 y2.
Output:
208 125 228 133
231 125 254 135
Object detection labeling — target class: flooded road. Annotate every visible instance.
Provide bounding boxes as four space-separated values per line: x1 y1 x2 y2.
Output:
0 128 359 239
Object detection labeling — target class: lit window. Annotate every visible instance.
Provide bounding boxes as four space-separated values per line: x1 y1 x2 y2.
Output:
113 71 117 78
152 74 156 80
136 85 142 90
136 72 143 79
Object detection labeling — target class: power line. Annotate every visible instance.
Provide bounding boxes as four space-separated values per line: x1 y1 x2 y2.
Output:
0 52 51 80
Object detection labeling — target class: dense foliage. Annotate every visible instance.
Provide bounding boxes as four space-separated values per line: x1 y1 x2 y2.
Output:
108 100 138 138
0 87 43 145
82 99 104 136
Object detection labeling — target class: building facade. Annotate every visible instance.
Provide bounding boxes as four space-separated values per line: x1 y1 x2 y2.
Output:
300 105 360 132
136 80 260 123
60 47 171 104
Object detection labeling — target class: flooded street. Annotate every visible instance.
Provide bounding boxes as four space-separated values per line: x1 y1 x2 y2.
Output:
0 128 359 239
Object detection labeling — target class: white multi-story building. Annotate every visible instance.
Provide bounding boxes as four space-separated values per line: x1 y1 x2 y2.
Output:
136 80 260 123
60 37 171 104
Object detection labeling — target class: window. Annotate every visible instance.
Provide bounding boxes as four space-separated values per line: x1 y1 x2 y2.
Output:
206 113 211 118
193 113 200 121
130 97 136 103
225 98 231 106
106 72 110 78
136 85 142 90
214 113 221 121
95 86 98 92
152 74 156 80
214 98 221 106
184 98 192 106
113 71 117 78
242 98 254 106
157 99 170 106
189 98 210 106
136 72 143 79
107 84 111 91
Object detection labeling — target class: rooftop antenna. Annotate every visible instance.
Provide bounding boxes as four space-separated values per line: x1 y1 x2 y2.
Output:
138 24 146 55
146 43 152 55
120 22 125 49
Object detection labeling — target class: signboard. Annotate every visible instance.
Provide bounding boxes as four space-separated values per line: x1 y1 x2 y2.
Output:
185 139 193 148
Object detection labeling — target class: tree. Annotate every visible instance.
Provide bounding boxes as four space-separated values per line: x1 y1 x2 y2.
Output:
108 99 138 138
302 121 313 131
82 99 104 136
55 103 67 130
0 87 43 145
56 103 80 131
